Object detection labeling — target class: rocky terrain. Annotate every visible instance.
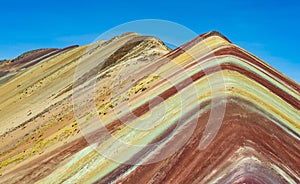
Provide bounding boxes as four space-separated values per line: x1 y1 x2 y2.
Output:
0 31 299 183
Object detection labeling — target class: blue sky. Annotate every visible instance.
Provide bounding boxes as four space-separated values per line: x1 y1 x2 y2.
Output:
0 0 299 82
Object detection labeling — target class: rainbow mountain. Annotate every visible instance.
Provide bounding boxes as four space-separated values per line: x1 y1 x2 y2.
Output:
0 31 299 183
